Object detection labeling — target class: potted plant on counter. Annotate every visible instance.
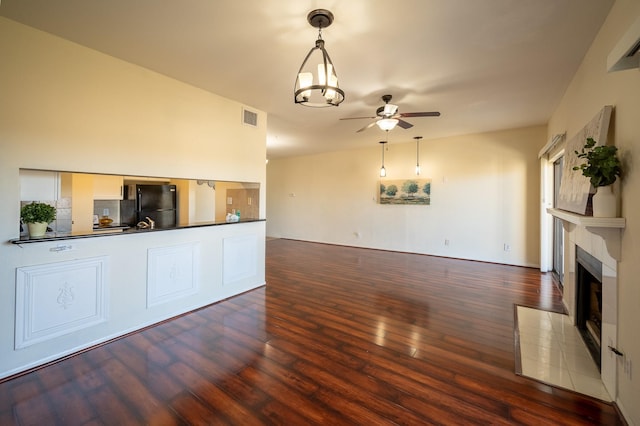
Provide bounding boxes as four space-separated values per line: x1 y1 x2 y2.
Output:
573 137 621 217
20 202 56 237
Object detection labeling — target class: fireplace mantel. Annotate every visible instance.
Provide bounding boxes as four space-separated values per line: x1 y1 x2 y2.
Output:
547 208 625 261
547 208 625 228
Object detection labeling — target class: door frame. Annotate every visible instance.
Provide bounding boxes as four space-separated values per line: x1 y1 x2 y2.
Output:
540 149 564 273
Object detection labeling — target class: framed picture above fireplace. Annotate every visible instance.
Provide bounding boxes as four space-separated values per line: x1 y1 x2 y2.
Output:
557 105 613 215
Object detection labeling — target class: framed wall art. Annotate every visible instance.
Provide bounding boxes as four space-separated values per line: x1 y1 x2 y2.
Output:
379 178 431 205
557 105 612 215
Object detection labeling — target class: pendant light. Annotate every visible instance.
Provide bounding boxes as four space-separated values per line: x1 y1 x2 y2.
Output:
379 141 388 177
414 136 422 175
294 9 345 107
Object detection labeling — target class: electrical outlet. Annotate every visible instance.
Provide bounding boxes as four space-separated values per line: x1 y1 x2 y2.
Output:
503 244 510 252
444 239 450 246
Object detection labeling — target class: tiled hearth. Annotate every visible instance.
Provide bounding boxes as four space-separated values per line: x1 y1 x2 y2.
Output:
516 306 611 401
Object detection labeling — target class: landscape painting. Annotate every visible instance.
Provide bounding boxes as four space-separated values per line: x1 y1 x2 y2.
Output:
379 178 431 205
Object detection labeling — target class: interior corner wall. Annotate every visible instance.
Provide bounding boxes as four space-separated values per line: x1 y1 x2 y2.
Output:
547 0 640 423
0 16 267 229
267 125 545 268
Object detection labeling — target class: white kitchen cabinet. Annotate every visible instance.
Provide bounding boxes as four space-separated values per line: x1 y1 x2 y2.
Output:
93 175 123 200
19 169 60 201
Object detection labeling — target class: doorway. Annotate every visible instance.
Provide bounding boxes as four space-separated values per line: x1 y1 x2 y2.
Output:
552 157 564 287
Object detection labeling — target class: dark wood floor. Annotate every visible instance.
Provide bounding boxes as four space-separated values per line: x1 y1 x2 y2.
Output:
0 239 624 425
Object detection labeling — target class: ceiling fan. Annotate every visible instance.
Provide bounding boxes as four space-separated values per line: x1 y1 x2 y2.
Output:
341 94 440 132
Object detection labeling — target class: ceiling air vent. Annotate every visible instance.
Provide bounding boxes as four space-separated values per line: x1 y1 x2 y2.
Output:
608 16 640 72
242 108 258 127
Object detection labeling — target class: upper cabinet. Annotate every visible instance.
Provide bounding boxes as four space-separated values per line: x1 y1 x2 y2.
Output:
93 175 123 200
20 169 60 201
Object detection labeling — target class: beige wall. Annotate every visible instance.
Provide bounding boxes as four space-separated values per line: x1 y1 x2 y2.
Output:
548 0 640 422
267 125 545 267
0 18 266 378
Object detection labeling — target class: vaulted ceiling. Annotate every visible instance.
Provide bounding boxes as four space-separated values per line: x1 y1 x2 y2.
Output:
0 0 614 158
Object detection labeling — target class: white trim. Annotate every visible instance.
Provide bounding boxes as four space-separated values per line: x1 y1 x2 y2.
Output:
539 149 564 272
538 133 566 159
540 158 553 272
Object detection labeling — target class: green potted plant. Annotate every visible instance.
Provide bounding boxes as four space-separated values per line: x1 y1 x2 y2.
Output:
20 202 56 237
573 137 621 217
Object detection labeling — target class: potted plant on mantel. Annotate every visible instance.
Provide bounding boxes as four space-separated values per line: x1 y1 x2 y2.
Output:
573 137 622 217
20 202 56 238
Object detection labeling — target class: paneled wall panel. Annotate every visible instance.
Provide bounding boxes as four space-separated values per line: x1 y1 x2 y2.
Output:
15 257 109 349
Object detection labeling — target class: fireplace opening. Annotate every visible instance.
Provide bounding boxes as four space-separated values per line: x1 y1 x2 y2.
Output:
575 246 603 370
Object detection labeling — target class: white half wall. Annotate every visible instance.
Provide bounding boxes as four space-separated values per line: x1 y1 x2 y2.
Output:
0 18 266 379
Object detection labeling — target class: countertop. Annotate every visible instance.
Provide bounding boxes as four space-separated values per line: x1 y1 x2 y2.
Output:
10 218 265 244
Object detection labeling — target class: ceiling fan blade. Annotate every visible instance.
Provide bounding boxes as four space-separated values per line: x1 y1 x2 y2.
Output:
340 116 377 121
399 111 441 118
396 119 413 129
356 120 379 133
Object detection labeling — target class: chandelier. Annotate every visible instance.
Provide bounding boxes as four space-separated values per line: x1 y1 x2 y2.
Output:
294 9 345 107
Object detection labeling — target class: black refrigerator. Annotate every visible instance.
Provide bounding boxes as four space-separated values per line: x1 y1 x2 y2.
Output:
123 184 177 228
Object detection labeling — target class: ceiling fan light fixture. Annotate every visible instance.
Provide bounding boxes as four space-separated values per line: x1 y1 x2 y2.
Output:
294 9 345 107
377 118 399 131
341 94 440 133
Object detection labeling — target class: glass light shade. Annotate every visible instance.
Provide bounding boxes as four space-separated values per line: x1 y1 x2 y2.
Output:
380 166 387 177
325 73 338 101
383 104 398 115
297 72 313 100
415 165 421 175
377 118 399 131
317 63 333 85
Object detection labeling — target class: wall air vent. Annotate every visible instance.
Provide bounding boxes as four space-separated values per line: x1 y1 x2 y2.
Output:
607 16 640 72
242 108 258 127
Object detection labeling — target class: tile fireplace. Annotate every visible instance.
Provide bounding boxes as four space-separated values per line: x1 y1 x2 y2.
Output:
547 208 624 399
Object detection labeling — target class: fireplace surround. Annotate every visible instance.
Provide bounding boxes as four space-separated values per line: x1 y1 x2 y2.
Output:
547 208 624 399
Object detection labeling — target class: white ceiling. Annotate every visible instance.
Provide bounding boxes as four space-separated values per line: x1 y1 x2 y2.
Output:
0 0 614 158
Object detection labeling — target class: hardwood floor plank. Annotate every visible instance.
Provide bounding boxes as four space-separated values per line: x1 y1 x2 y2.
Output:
236 364 345 425
295 359 450 425
170 390 230 426
86 385 142 425
168 362 263 426
0 239 624 425
259 399 329 426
